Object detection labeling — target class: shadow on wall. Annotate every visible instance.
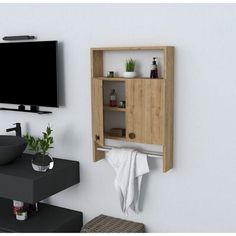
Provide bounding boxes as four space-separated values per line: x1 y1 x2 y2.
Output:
57 42 65 107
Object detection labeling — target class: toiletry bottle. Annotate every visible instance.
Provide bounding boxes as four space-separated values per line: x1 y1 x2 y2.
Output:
13 200 24 215
110 89 117 107
150 57 159 78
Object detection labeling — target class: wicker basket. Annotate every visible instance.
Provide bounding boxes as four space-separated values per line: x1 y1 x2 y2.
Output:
81 214 145 233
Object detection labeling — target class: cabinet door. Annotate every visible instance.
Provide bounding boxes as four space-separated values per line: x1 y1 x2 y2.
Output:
126 79 164 145
91 79 104 147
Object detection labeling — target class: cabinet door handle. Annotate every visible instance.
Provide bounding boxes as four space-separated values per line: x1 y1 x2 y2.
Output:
129 133 136 139
95 135 100 141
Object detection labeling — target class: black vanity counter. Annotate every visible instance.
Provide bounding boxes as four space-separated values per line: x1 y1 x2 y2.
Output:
0 153 80 204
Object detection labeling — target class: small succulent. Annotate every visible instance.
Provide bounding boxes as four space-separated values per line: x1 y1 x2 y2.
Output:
125 58 136 72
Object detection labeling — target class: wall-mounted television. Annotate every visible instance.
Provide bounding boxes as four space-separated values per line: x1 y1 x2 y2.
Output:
0 41 58 108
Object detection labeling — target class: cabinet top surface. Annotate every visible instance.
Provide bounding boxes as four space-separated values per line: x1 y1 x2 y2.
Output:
91 46 174 51
0 153 79 181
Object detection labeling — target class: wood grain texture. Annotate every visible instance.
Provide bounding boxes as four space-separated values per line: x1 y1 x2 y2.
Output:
93 77 163 81
103 106 126 112
94 77 126 81
91 46 170 51
91 46 174 172
92 141 104 162
91 79 104 161
163 47 174 172
91 49 103 77
104 133 126 141
91 49 105 161
126 79 164 145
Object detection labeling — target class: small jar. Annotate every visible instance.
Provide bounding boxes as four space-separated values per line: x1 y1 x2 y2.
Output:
119 100 126 108
16 209 28 221
107 71 114 78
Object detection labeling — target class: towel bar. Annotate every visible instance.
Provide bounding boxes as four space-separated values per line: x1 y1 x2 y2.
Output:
97 146 163 159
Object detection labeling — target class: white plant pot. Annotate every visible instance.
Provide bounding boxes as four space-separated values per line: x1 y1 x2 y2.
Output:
123 71 136 78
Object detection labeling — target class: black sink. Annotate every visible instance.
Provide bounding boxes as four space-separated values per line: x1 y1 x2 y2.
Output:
0 135 27 165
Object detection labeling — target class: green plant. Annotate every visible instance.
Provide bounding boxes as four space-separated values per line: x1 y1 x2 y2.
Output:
125 58 136 72
24 126 54 155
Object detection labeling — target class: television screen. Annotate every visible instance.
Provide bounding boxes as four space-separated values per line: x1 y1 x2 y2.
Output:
0 41 58 107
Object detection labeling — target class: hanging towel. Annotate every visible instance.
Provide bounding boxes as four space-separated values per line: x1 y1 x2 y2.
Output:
106 148 149 214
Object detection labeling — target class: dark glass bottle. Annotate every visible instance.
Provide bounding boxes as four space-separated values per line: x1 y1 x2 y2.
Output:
150 57 159 78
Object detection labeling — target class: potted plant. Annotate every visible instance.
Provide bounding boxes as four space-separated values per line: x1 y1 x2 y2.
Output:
123 58 136 78
24 126 54 172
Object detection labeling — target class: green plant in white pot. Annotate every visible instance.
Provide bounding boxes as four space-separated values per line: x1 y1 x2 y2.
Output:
123 58 136 78
24 126 54 172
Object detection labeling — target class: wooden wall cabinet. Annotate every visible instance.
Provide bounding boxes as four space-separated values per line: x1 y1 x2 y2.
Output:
91 46 174 172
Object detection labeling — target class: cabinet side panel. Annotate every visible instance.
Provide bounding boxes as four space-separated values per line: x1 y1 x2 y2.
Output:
126 79 164 145
91 79 104 161
163 47 174 172
91 50 103 77
92 141 105 162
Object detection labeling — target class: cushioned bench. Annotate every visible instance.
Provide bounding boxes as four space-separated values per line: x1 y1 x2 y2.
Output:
81 214 145 233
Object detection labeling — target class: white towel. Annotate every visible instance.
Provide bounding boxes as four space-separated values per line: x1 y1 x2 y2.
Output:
106 148 149 214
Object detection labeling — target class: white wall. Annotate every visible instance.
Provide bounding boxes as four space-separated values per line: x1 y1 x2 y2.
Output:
0 3 236 232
